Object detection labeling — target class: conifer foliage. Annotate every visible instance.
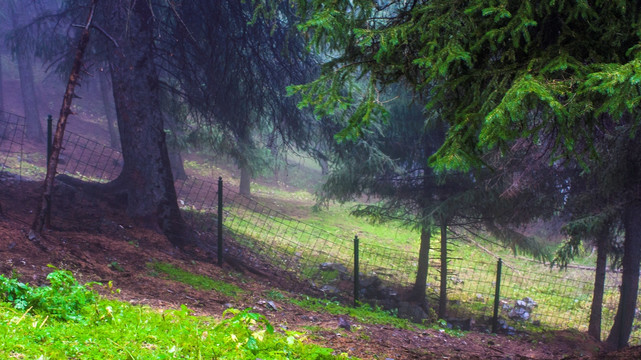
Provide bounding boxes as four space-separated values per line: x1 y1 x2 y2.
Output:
292 0 641 348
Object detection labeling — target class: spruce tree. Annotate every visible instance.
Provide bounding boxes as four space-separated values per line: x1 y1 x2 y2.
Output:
292 0 641 347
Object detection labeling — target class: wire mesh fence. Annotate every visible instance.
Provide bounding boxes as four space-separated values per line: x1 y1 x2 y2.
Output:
0 111 26 179
0 110 639 344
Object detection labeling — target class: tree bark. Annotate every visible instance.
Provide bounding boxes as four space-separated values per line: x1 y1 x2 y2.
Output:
31 0 96 234
98 67 119 149
439 219 448 319
105 0 185 246
607 200 641 349
588 224 609 340
9 2 43 143
239 163 251 196
0 48 4 111
164 115 187 181
410 226 431 302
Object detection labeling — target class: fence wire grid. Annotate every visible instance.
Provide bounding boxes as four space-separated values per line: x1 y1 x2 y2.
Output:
0 110 639 344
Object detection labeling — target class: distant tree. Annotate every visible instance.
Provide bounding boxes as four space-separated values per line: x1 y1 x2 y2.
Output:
0 45 4 116
162 0 318 196
7 0 44 143
97 66 118 149
318 85 552 309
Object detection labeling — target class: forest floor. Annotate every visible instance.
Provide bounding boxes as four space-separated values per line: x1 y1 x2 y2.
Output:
0 178 640 360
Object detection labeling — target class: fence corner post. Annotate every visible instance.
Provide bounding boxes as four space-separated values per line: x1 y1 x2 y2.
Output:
492 257 503 333
217 176 223 266
354 235 360 307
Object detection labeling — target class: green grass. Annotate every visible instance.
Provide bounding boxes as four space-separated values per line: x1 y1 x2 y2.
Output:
219 187 641 344
292 296 420 330
148 261 242 297
0 270 346 359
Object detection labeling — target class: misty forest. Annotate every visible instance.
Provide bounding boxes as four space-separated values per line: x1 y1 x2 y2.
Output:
1 1 641 359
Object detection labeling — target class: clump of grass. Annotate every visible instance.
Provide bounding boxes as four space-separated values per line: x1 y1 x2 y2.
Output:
292 296 420 330
0 269 346 359
147 261 242 297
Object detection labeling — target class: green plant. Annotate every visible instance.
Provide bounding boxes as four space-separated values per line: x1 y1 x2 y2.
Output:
433 319 467 338
266 289 286 300
0 266 99 322
108 261 125 272
0 289 346 359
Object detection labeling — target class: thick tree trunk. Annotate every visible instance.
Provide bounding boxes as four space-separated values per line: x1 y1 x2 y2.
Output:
410 226 431 302
439 219 448 319
9 3 43 143
588 225 609 340
98 67 119 149
239 163 251 196
607 200 641 349
105 0 185 246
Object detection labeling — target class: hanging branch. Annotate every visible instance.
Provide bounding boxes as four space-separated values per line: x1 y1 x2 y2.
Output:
30 0 99 237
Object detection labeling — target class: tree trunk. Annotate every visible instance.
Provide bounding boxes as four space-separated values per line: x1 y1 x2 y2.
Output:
239 163 251 196
439 219 448 319
169 151 187 181
9 2 43 143
607 200 641 349
0 49 5 125
31 0 96 234
105 0 185 246
588 224 609 340
98 67 119 149
0 48 4 111
410 226 431 302
164 115 187 181
318 156 329 175
267 131 280 182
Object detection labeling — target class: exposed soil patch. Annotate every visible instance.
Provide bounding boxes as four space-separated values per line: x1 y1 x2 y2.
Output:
0 178 639 359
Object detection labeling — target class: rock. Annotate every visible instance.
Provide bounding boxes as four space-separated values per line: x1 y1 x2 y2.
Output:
507 297 537 321
338 316 351 331
359 275 381 289
319 262 349 280
397 301 428 323
266 300 278 311
447 318 473 331
320 285 340 295
258 300 278 311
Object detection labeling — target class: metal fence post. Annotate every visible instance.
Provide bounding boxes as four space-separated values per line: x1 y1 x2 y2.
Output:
492 258 503 333
217 176 223 266
47 115 52 166
354 235 360 306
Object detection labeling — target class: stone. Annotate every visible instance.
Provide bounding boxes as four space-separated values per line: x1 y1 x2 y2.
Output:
319 262 349 280
507 297 537 321
397 301 428 323
447 318 473 331
320 285 340 295
338 316 351 331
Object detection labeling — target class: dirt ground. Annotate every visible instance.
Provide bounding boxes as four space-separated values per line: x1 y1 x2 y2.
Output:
0 178 639 360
